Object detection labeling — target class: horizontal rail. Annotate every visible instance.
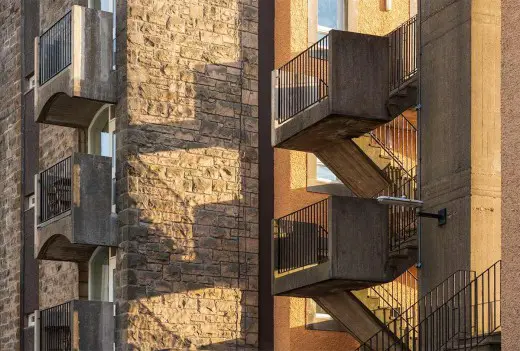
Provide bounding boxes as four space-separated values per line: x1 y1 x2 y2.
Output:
40 301 72 351
39 157 72 223
274 199 329 273
276 35 329 124
39 11 72 85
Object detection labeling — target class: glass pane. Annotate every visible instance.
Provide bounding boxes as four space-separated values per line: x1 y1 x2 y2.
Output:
100 132 111 157
316 158 338 182
318 0 338 29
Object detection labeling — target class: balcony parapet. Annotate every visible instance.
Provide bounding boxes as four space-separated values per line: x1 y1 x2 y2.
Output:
34 6 116 128
37 300 114 351
35 153 116 262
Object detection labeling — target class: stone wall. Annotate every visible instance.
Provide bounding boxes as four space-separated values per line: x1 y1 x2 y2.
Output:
0 0 22 348
117 0 260 348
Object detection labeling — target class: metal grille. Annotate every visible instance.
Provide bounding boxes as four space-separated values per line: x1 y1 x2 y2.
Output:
356 270 477 351
40 157 72 223
274 199 328 274
277 35 329 123
39 11 72 85
388 15 418 92
40 302 72 351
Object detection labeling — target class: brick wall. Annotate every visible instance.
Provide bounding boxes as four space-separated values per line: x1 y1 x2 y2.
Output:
117 0 260 348
0 0 22 348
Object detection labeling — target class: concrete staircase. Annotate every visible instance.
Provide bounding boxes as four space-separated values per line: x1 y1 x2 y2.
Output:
313 290 403 350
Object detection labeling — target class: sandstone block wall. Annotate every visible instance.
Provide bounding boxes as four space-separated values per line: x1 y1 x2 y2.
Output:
117 0 260 348
0 0 22 348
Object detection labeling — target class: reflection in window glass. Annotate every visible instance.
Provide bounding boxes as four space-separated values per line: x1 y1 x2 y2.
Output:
318 0 338 29
316 158 338 182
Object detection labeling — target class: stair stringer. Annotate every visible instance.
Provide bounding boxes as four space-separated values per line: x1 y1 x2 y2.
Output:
315 139 390 198
313 290 406 351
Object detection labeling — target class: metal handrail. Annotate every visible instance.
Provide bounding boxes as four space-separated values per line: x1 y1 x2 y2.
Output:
369 269 418 326
40 301 72 351
274 199 329 273
39 11 72 85
39 157 72 223
384 261 501 351
370 114 417 180
356 269 477 351
388 15 418 92
276 35 329 123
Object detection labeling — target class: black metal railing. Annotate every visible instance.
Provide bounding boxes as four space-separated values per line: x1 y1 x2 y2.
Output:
369 269 418 326
39 11 72 85
274 199 329 274
276 35 329 124
385 261 501 351
40 301 72 351
371 113 418 253
388 15 417 92
356 270 477 351
370 114 417 179
39 157 72 223
387 203 417 252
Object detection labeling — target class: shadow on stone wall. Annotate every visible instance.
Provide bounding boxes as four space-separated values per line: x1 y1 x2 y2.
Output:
116 2 260 347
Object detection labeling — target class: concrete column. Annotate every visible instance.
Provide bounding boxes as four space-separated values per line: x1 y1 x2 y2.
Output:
501 1 520 349
419 0 501 294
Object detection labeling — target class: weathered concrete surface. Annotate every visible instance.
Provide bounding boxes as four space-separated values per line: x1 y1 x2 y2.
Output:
272 31 391 150
315 140 390 198
39 300 114 351
72 300 115 350
419 0 501 295
273 197 396 296
314 291 400 349
35 152 114 261
501 0 519 349
0 0 22 348
35 5 115 128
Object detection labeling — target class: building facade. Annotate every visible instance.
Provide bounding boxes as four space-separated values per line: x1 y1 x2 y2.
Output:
0 0 515 350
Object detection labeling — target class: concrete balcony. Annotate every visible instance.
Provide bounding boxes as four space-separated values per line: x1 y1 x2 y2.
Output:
271 17 418 198
37 300 114 351
34 6 116 128
35 153 116 262
272 30 391 151
272 197 418 297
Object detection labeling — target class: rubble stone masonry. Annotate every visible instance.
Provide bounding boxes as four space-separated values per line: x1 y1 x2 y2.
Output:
0 0 22 348
117 0 259 349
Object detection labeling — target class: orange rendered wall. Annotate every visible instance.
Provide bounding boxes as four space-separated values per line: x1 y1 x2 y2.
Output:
273 0 415 350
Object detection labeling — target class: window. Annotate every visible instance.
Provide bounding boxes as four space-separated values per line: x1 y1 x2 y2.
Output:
306 299 346 331
88 247 116 302
88 104 117 213
88 247 110 301
310 0 345 43
316 158 338 183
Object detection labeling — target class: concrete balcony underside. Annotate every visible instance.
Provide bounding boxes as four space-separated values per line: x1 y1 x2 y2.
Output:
35 153 116 262
34 5 115 128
